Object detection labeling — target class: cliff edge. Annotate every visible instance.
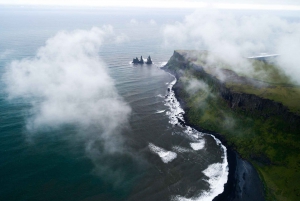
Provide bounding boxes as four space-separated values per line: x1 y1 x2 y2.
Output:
163 50 300 201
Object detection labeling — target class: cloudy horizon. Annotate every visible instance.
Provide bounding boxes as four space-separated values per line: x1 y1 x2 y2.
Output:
1 0 300 10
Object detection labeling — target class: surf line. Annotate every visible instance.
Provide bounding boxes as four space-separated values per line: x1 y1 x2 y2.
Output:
165 73 229 201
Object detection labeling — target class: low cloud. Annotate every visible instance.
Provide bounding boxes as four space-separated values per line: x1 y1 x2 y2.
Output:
185 78 209 94
3 26 131 154
149 19 157 26
163 10 300 84
276 32 300 83
130 18 138 25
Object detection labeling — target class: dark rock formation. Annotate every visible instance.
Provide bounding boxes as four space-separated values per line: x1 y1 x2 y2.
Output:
132 57 140 64
132 55 153 64
146 55 152 64
163 51 300 130
170 76 266 201
162 50 300 201
132 56 144 64
213 150 265 201
140 56 144 64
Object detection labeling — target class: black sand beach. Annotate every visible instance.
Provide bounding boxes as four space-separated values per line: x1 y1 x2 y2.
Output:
168 70 265 201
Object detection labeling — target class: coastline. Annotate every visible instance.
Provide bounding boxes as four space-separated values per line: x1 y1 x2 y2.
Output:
165 69 265 201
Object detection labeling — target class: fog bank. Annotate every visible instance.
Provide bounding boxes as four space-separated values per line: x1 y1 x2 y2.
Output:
3 26 131 153
163 10 300 84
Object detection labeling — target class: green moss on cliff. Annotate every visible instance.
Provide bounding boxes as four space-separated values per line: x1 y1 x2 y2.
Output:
164 50 300 201
174 50 300 115
226 82 300 114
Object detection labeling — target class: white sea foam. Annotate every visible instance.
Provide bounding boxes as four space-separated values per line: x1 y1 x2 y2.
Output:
165 74 229 201
164 76 185 126
157 94 165 98
172 149 228 201
184 126 203 140
172 146 193 153
155 110 166 114
148 143 177 163
157 61 167 68
190 140 205 150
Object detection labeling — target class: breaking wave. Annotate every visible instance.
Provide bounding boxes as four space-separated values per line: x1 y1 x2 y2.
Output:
148 143 177 163
172 146 193 153
165 74 228 201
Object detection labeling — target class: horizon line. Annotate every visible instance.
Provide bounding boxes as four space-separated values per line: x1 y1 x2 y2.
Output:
1 2 300 11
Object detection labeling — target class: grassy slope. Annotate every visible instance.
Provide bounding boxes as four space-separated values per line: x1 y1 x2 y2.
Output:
178 50 300 114
166 51 300 201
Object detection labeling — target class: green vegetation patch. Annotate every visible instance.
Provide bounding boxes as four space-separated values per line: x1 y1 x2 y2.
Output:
165 52 300 201
226 82 300 114
172 50 300 115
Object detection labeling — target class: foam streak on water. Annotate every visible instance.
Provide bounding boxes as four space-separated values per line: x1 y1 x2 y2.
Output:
172 146 193 153
148 143 177 163
165 74 229 201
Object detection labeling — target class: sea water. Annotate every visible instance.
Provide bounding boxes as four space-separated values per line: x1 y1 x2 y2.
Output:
0 7 227 201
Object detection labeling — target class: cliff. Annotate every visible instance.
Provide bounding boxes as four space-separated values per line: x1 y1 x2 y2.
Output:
163 50 300 201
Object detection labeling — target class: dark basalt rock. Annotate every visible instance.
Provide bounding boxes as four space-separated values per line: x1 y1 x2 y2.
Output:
163 51 300 130
132 55 152 64
132 56 144 64
146 55 152 64
132 57 140 64
140 56 144 64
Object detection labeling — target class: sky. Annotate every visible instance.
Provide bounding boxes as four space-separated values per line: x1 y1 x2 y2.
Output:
1 0 300 10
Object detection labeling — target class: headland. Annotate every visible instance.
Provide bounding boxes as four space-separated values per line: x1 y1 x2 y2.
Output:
162 50 300 201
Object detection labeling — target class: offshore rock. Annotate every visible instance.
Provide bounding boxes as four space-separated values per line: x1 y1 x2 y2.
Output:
146 55 152 64
132 56 144 64
132 55 153 64
132 57 140 64
140 56 144 64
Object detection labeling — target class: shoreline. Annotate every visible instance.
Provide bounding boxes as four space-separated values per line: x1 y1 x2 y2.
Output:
165 69 265 201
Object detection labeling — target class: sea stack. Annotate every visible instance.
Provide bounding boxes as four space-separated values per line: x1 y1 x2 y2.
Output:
132 55 152 64
132 57 139 64
140 56 144 64
146 55 153 64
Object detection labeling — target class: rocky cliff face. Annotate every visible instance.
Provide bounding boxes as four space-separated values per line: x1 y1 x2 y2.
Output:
163 50 268 201
164 50 300 131
163 50 300 201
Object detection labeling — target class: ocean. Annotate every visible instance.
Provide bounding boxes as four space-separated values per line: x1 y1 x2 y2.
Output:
0 7 228 201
